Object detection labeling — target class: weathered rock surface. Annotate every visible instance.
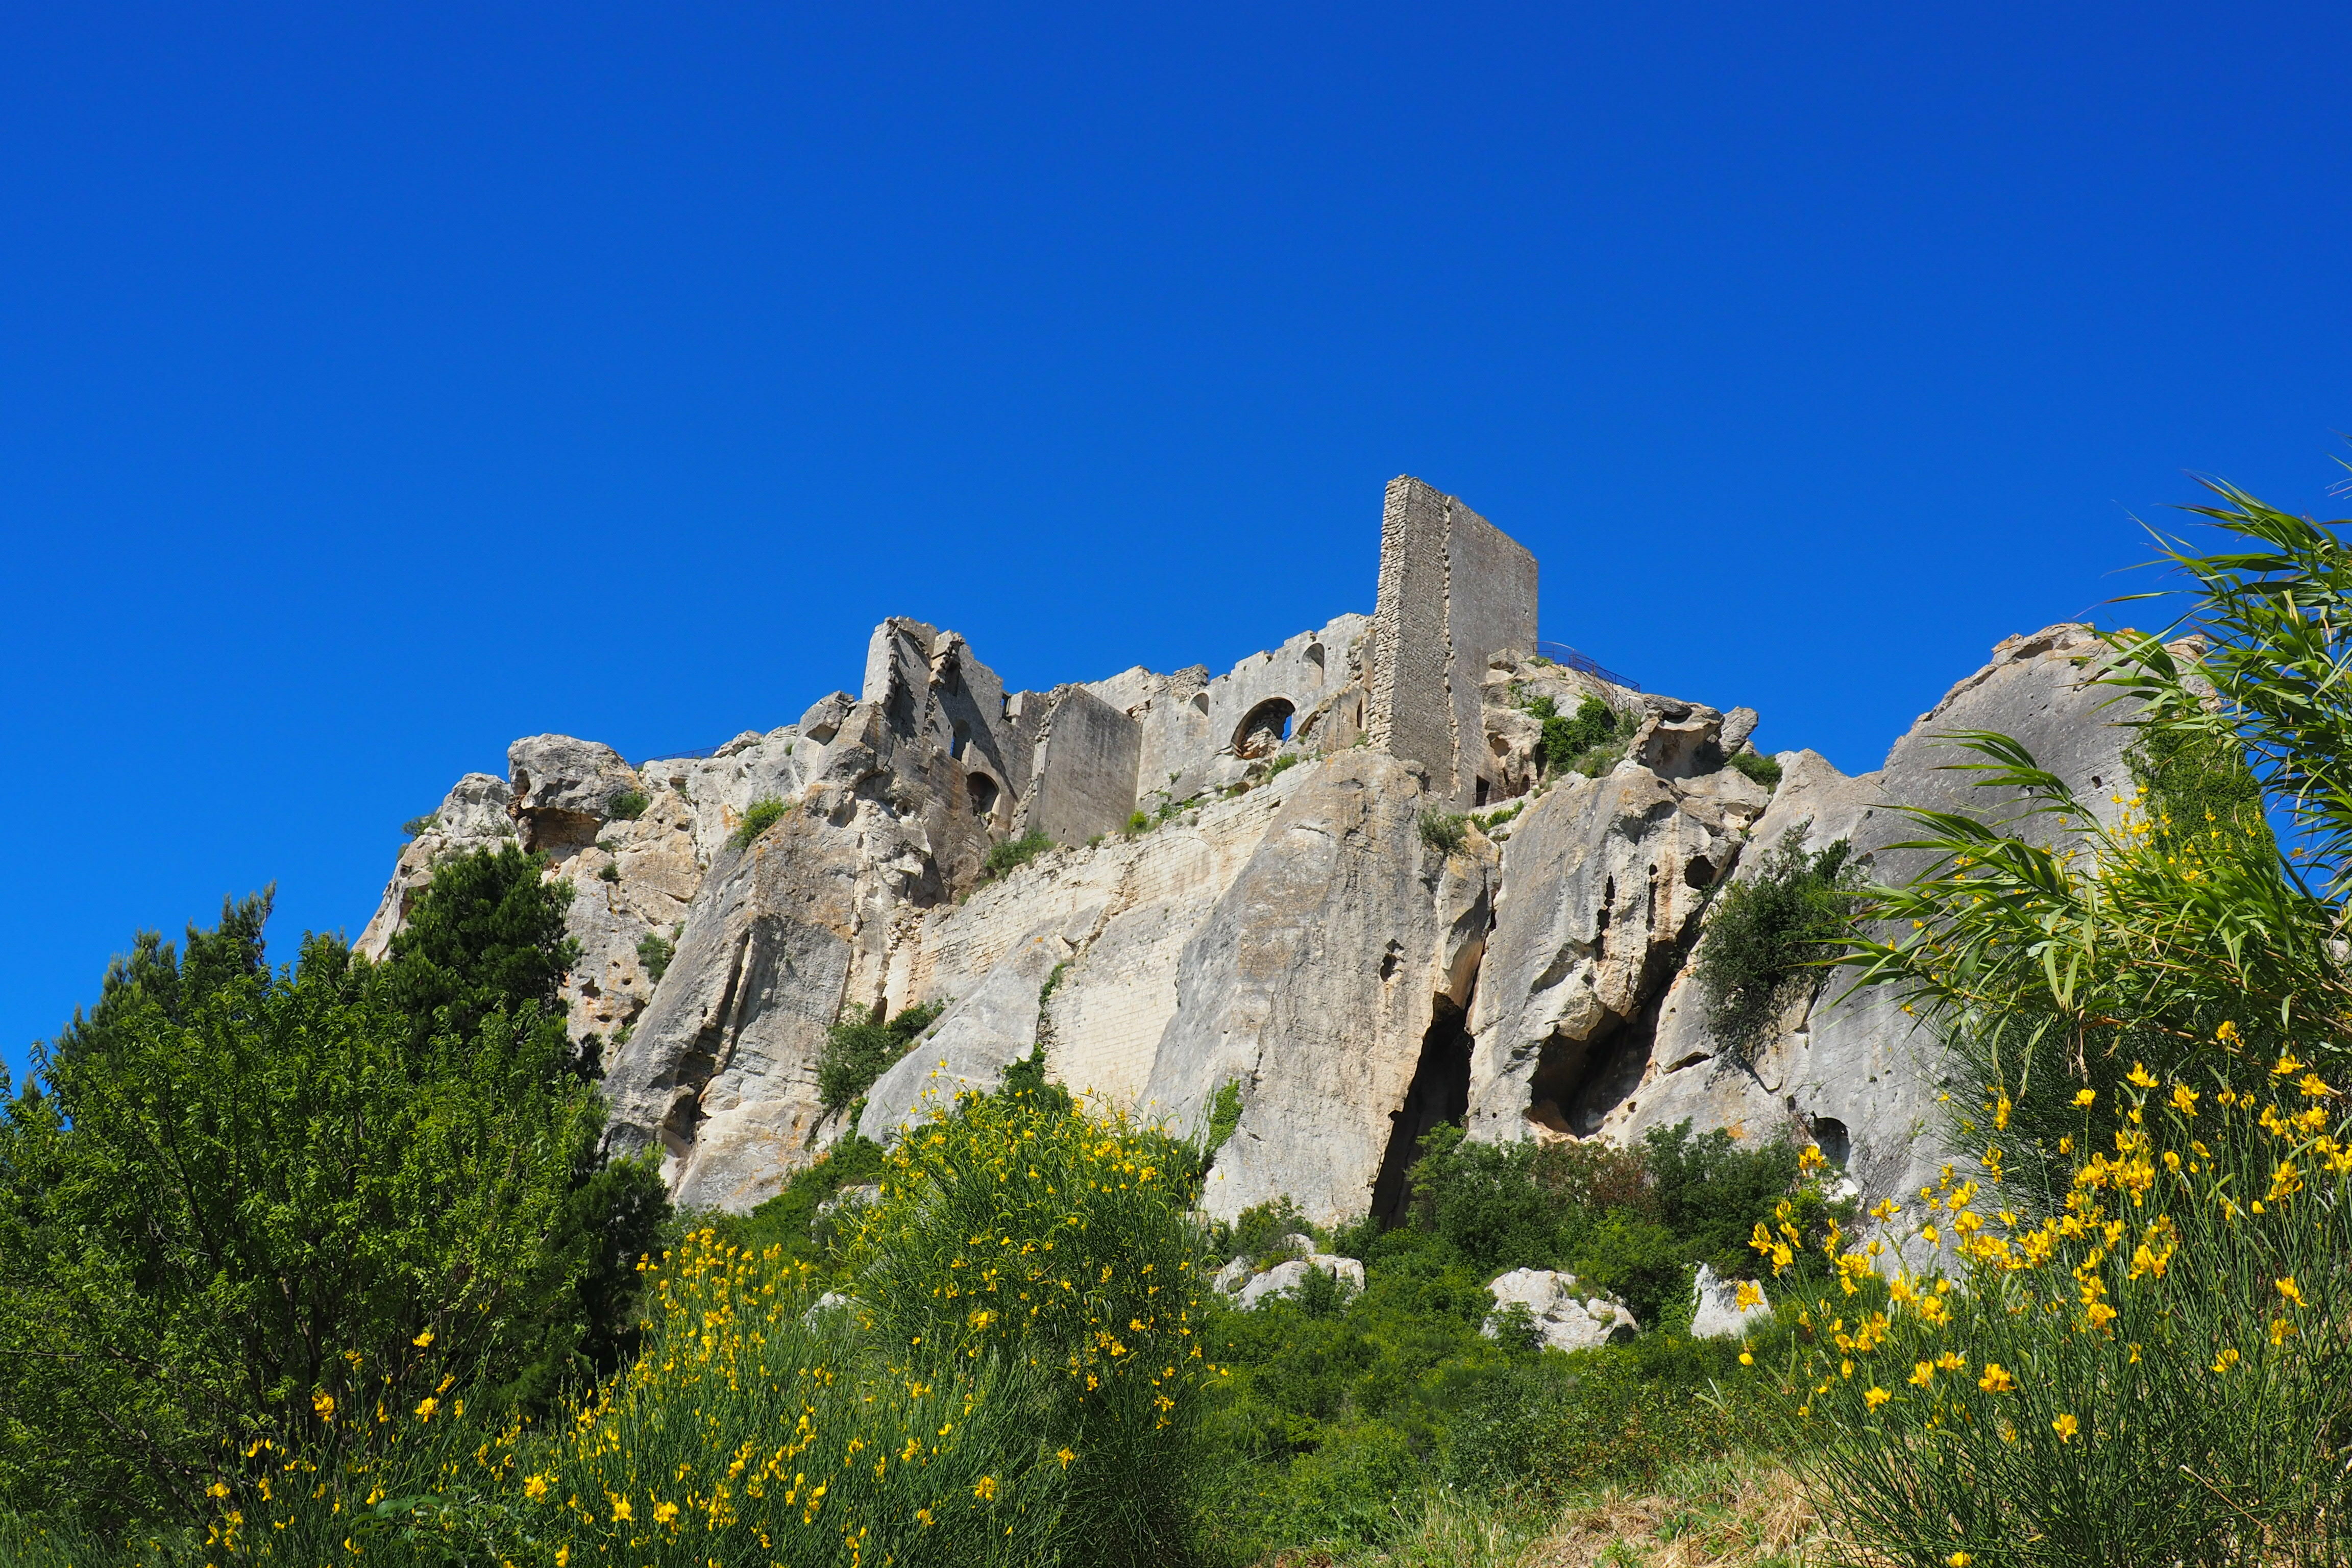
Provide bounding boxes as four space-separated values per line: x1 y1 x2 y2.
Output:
1688 1263 1772 1339
1482 1268 1638 1351
1147 750 1498 1226
358 471 2145 1233
1465 753 1769 1142
1607 624 2137 1212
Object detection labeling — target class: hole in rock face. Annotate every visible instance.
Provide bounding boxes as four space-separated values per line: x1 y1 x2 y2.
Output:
950 721 971 760
1370 993 1474 1228
1233 698 1296 760
1475 777 1492 806
966 772 1000 820
1809 1116 1851 1168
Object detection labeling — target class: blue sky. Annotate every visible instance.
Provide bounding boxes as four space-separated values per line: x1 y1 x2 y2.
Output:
5 2 2348 1077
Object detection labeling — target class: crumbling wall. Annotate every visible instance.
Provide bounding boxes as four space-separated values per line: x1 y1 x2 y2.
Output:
1367 476 1538 806
1012 684 1143 847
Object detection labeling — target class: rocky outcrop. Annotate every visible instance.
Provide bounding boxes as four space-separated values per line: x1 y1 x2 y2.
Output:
1603 625 2136 1212
1482 1268 1638 1351
357 470 2142 1232
1231 1255 1366 1310
1146 750 1498 1226
1465 748 1770 1143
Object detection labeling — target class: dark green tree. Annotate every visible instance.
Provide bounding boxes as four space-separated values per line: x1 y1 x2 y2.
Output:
0 852 669 1540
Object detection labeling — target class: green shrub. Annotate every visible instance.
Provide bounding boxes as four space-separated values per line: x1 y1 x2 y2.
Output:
814 999 946 1117
0 868 667 1537
604 787 649 820
726 795 789 849
1418 811 1468 854
1126 810 1152 835
704 1134 889 1270
401 813 437 839
597 861 621 883
1693 827 1859 1063
1447 1333 1761 1500
1727 749 1782 789
634 930 674 985
982 829 1054 879
1264 753 1302 780
1201 1079 1243 1165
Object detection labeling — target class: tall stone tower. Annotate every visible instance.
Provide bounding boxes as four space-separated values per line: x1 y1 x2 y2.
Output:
1366 475 1539 807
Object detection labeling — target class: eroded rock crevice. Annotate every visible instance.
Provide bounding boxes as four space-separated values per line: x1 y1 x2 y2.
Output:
1370 990 1474 1228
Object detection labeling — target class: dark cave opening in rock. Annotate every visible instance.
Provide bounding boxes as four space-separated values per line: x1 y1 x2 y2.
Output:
1369 993 1474 1228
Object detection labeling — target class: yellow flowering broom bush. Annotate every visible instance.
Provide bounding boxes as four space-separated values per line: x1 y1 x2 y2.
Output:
204 1078 1212 1567
843 1079 1214 1564
1761 1053 2352 1564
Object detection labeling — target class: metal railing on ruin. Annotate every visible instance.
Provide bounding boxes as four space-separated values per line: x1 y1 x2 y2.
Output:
1534 641 1640 693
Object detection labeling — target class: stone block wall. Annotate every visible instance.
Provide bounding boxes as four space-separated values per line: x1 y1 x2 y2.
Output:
1366 476 1539 806
1016 684 1144 847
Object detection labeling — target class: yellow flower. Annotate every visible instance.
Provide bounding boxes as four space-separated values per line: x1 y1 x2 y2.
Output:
2125 1062 2158 1090
1056 1447 1076 1468
2074 1089 2097 1108
1864 1386 1891 1409
311 1390 336 1423
608 1495 632 1523
412 1328 435 1349
555 1548 570 1567
916 1508 936 1527
414 1396 438 1422
1993 1093 2012 1131
1978 1364 2015 1394
2211 1348 2241 1375
2274 1050 2305 1076
2052 1413 2079 1442
2300 1072 2333 1099
524 1474 551 1501
973 1475 998 1501
1738 1350 1754 1366
2217 1020 2241 1047
651 1501 679 1525
2169 1083 2199 1115
1950 1553 1974 1566
1798 1143 1828 1174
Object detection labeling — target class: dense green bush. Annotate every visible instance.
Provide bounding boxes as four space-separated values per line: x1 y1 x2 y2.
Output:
1694 826 1859 1063
814 998 946 1117
982 828 1054 878
634 929 674 984
1418 811 1468 853
603 786 649 820
401 812 437 839
726 794 789 848
1728 748 1783 789
0 852 668 1540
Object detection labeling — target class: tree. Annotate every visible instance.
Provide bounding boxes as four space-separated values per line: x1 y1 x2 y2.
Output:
0 850 667 1539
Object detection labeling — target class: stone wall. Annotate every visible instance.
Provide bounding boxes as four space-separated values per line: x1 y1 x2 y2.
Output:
1367 476 1539 806
1014 684 1144 848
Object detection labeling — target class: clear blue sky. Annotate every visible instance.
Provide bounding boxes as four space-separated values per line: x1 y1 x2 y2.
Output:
6 2 2348 1078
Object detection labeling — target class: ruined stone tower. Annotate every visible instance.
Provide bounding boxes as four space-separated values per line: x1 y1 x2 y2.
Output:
1367 475 1540 807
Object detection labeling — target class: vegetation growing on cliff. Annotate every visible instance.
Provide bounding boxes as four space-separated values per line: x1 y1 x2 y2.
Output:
1694 827 1860 1065
814 997 947 1117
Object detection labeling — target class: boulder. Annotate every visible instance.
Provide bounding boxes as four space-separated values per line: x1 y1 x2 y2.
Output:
1688 1263 1772 1339
508 734 643 850
1233 1255 1366 1311
1482 1268 1638 1352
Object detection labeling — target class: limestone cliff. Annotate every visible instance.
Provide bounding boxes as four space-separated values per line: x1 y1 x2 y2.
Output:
360 477 2133 1223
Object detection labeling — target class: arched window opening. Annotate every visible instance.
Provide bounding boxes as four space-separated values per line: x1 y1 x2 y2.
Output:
967 771 1000 820
1233 698 1296 760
